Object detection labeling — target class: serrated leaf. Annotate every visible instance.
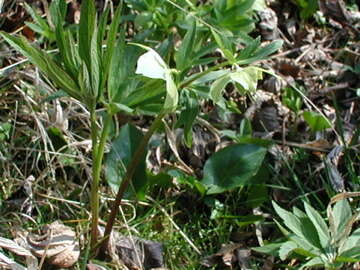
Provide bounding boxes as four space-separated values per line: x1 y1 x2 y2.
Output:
1 33 82 100
78 61 92 99
24 3 50 32
41 90 68 104
55 27 78 78
97 7 110 54
202 144 266 194
78 0 96 68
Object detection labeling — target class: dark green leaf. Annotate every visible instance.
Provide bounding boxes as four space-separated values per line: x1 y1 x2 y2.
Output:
103 2 123 81
78 0 96 68
202 144 266 194
105 124 148 199
246 184 267 208
176 91 199 147
49 0 67 28
211 29 236 63
237 40 283 65
175 20 196 71
55 27 78 78
239 118 252 137
252 243 282 256
304 201 330 248
97 7 110 54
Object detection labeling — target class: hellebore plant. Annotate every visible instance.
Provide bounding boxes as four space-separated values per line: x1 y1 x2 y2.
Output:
1 0 282 255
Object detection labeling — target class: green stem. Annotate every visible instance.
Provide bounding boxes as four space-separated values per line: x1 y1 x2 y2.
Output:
179 60 231 89
100 112 165 252
90 110 112 249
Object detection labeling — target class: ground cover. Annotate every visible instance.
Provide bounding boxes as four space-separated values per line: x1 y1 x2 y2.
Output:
0 0 359 269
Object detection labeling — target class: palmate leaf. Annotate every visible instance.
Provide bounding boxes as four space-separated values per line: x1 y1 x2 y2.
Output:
55 26 78 78
211 29 236 63
273 202 322 253
1 32 81 100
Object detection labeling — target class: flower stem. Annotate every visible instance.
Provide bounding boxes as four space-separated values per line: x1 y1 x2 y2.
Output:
90 110 112 250
100 112 165 252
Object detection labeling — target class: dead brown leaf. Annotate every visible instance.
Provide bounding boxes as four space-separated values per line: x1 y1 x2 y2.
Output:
27 221 79 268
201 243 243 268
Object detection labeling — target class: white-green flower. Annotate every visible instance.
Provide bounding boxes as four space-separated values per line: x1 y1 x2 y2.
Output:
135 48 167 80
